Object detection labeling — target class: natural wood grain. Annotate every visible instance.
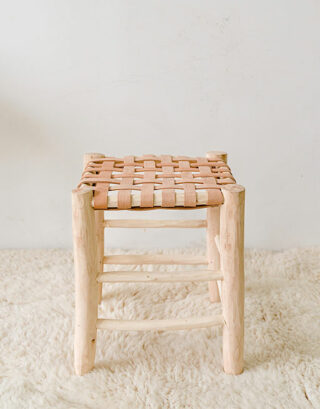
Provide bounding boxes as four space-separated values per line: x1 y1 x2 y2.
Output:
207 207 221 303
103 254 208 265
220 184 245 375
95 211 104 304
72 188 99 375
83 153 105 304
206 150 228 163
206 151 227 303
97 269 223 283
96 315 224 331
103 219 207 228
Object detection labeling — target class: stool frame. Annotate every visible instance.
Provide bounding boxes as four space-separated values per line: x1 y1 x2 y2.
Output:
72 151 245 376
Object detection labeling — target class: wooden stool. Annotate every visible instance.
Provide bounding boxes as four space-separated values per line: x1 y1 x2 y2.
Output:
72 152 245 375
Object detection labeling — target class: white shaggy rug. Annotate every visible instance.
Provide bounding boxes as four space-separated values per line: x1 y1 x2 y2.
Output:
1 247 320 409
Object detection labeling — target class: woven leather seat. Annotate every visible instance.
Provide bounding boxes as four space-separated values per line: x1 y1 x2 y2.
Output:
79 154 236 209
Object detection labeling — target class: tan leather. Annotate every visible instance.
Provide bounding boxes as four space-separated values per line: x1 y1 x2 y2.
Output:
78 154 236 209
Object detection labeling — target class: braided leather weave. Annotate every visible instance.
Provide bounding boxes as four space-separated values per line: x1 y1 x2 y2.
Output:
79 155 236 209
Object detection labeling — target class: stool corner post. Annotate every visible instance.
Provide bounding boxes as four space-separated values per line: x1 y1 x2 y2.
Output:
72 188 99 375
83 152 105 170
220 184 245 375
206 151 228 163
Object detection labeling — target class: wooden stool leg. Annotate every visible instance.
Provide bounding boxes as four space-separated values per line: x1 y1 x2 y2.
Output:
72 188 99 375
206 150 228 303
83 153 105 304
95 210 104 303
220 184 245 375
207 207 221 302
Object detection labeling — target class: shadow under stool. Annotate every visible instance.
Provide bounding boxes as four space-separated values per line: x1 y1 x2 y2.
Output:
72 151 245 375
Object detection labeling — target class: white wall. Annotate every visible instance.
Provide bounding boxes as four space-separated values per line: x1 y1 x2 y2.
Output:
1 0 319 249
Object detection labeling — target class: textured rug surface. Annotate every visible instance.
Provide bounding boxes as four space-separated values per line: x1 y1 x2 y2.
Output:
0 247 320 409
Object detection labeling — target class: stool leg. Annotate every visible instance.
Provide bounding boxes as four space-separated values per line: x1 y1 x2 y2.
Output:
72 188 99 375
206 150 228 303
207 207 221 303
220 184 245 375
95 210 104 304
83 153 105 304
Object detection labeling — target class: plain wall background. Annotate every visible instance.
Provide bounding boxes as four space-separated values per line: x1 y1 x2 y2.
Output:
1 0 319 249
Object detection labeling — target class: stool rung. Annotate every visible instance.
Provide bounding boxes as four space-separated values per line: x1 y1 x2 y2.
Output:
97 269 223 283
103 219 207 228
103 254 207 265
96 315 224 331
